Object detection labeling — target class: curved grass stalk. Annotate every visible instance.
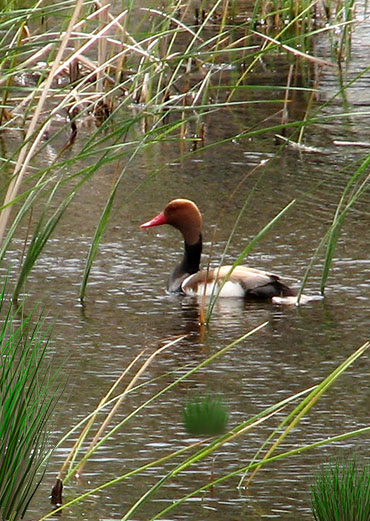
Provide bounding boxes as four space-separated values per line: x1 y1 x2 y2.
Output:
58 349 146 482
205 198 296 322
242 339 370 486
320 157 370 294
61 323 267 483
12 179 76 301
254 30 336 68
48 354 202 476
71 337 187 479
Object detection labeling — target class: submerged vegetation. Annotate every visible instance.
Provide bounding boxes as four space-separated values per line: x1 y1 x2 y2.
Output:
183 393 229 435
0 0 369 519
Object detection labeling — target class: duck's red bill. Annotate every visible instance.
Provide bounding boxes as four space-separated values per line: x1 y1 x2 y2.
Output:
140 211 167 228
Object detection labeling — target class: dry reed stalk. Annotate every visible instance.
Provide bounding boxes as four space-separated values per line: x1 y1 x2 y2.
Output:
54 11 129 80
144 7 202 41
297 71 320 144
56 350 146 482
95 0 146 51
254 31 337 68
0 0 85 246
74 335 187 478
96 0 109 96
0 7 134 250
73 3 109 31
280 63 294 131
10 9 134 119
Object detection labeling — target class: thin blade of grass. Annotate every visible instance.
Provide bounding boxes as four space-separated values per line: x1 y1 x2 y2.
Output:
243 340 370 486
206 199 296 322
320 156 370 293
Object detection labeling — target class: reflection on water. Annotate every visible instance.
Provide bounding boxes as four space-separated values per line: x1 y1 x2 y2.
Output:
1 5 370 521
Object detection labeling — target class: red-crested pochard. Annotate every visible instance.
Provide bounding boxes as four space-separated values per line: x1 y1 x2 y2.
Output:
140 199 308 303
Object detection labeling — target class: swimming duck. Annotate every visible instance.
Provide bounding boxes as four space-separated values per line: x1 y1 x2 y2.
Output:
141 198 301 302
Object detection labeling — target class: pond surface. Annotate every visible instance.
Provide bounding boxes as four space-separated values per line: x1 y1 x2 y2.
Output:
2 2 370 520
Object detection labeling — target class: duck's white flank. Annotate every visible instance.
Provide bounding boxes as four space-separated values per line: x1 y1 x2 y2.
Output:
182 277 246 297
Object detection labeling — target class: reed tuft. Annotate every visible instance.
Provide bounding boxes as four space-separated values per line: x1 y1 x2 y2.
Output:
183 394 229 436
0 291 61 521
311 459 370 521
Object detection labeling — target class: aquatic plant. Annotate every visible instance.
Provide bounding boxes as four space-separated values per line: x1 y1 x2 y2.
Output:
311 459 370 521
0 0 357 305
0 290 60 521
0 2 368 517
34 333 370 521
183 394 229 436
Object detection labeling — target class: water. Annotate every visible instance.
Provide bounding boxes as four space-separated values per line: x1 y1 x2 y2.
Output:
2 2 370 520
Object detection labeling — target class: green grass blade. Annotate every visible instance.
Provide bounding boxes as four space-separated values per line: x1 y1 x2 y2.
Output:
206 199 296 322
321 155 370 293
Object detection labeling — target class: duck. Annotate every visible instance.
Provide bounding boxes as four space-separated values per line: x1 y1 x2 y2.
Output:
141 198 304 303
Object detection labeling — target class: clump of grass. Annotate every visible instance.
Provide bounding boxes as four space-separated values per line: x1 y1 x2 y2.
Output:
0 291 61 521
183 394 229 436
311 459 370 521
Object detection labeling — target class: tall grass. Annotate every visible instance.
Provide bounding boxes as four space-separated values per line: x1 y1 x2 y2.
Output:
0 2 368 520
311 459 370 521
0 0 359 302
0 289 60 521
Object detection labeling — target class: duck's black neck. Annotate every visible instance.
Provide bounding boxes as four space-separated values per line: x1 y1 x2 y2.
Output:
168 234 202 293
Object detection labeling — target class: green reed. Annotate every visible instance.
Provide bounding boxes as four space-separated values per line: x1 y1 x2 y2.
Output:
311 459 370 521
0 2 368 520
0 290 60 521
52 323 266 489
